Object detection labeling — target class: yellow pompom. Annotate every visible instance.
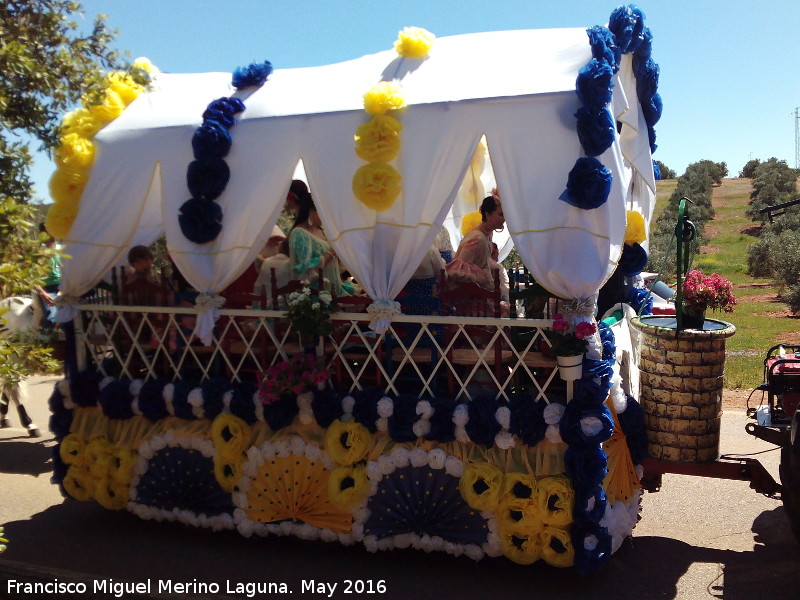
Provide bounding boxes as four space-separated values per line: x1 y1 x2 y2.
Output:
624 210 647 245
63 466 94 501
460 211 482 236
394 26 435 59
501 472 538 510
355 115 403 163
213 456 244 493
133 56 159 74
536 475 575 527
45 202 79 239
459 462 504 511
111 448 137 485
352 163 402 212
59 433 88 466
106 71 143 105
54 133 95 170
499 527 542 565
363 81 407 116
87 89 126 124
328 464 370 510
61 107 103 139
48 167 88 208
539 526 574 568
211 413 252 460
324 420 373 465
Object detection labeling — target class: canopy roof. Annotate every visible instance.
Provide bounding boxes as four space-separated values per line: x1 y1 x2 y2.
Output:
57 23 657 314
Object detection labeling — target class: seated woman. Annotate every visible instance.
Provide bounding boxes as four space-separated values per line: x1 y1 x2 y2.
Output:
445 195 505 291
287 184 353 298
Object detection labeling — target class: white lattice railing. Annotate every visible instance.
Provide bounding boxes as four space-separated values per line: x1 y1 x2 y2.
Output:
73 305 562 401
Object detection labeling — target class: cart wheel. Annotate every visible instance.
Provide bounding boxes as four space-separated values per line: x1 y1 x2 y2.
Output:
779 408 800 544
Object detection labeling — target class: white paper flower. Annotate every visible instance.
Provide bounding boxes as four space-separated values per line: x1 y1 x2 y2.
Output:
543 402 565 425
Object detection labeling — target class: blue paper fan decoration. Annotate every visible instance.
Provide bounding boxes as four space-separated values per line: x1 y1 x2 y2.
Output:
364 465 488 545
132 446 233 516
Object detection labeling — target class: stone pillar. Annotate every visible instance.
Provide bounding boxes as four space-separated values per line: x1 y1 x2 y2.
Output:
631 317 736 463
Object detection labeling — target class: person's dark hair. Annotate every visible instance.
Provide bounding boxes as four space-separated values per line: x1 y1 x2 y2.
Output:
480 195 498 222
290 182 316 230
127 245 153 265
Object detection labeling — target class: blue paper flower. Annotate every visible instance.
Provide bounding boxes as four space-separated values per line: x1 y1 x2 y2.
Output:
69 369 103 407
559 157 612 210
388 395 419 443
202 97 246 128
424 397 457 443
586 25 621 72
199 377 230 420
641 92 663 127
619 242 648 277
262 394 299 431
187 159 231 201
575 106 616 157
229 381 259 424
465 395 502 447
232 61 273 89
564 446 608 491
311 387 344 428
575 59 614 109
560 395 614 448
627 286 653 315
636 25 653 59
191 120 233 160
508 395 547 447
138 380 169 422
608 4 646 54
171 380 200 420
351 388 386 433
648 125 657 153
98 379 135 420
634 58 659 103
617 396 648 464
178 198 223 245
573 484 607 526
572 523 613 574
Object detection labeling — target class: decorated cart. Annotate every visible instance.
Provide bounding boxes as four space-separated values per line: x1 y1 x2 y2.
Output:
45 5 664 573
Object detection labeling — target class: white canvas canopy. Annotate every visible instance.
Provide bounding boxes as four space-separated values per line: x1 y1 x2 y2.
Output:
56 25 656 336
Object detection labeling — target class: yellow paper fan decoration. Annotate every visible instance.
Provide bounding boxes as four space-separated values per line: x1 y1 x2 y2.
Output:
460 211 482 236
602 397 641 505
352 163 402 212
394 26 435 58
624 210 647 245
458 462 504 511
243 454 352 532
354 115 403 163
363 81 407 116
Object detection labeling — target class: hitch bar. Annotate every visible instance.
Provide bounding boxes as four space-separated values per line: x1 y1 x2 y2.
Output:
640 456 781 497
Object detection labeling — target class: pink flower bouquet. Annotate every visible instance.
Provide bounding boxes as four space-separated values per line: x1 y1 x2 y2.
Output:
258 353 328 405
545 314 597 357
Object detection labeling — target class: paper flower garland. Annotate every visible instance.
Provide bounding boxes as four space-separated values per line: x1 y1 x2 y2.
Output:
45 58 157 239
352 28 433 212
179 61 272 244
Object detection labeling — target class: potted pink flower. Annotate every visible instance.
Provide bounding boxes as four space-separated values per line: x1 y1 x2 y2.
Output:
546 314 597 380
258 352 329 406
680 269 736 329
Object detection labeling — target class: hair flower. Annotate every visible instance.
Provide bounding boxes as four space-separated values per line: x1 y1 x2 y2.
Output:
352 163 402 211
354 115 403 163
460 211 482 236
394 26 435 59
363 81 407 116
232 61 273 89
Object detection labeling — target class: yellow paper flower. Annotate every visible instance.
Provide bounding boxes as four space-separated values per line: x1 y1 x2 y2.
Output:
499 528 542 565
460 211 482 236
394 26 435 59
363 81 407 116
106 71 143 105
324 419 373 465
537 475 575 527
61 107 103 139
211 413 252 460
539 526 574 568
328 464 370 510
354 115 403 163
624 210 647 245
501 472 538 510
458 462 504 511
213 456 244 493
45 202 79 239
133 56 159 74
496 497 543 535
111 448 137 485
59 433 88 466
86 437 114 479
63 465 94 501
54 133 95 170
48 166 89 208
88 89 126 124
94 478 129 510
352 162 402 212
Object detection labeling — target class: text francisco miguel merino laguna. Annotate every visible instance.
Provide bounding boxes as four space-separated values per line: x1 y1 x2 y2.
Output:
7 578 389 597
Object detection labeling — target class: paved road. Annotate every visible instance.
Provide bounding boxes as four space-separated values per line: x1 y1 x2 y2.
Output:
1 376 799 599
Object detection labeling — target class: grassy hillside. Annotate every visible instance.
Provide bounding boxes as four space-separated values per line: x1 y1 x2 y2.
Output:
654 178 800 389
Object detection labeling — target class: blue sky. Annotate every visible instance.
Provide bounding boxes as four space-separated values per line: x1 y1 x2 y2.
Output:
29 0 800 201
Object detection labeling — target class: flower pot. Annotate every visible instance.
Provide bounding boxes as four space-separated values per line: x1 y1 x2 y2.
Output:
681 307 706 330
556 354 583 381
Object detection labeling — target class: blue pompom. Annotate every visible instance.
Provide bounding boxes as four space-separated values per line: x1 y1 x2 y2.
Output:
388 395 418 443
634 58 660 102
465 395 503 447
311 387 344 428
573 484 607 526
508 395 547 447
559 157 613 210
203 97 246 128
232 61 273 89
641 92 663 127
191 120 232 160
619 242 648 277
576 59 614 109
608 4 646 54
560 396 615 448
138 380 169 421
229 381 259 424
262 394 299 431
586 25 621 72
179 198 223 244
627 286 653 315
187 158 231 201
564 445 608 491
98 379 135 419
647 125 657 153
575 106 616 157
572 523 613 575
424 397 457 443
